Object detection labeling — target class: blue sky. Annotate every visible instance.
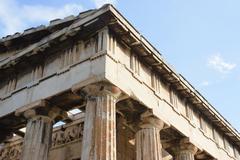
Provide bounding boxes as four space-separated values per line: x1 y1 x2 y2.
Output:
0 0 239 131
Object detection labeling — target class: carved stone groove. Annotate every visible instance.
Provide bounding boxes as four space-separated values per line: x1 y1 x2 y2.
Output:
0 141 22 160
136 110 164 160
175 150 195 160
15 100 67 160
51 122 84 148
79 83 121 160
22 115 53 160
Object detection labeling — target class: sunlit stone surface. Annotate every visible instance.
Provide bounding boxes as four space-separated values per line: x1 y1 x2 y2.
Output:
0 4 239 160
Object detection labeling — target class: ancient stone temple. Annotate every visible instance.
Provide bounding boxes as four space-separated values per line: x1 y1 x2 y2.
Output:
0 4 239 160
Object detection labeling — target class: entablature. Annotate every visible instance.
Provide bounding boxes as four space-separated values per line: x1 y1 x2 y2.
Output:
102 5 240 152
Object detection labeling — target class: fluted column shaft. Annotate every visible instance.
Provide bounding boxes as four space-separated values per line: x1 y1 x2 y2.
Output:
15 100 66 160
175 150 195 160
136 111 164 160
136 127 162 160
80 84 121 160
22 115 53 160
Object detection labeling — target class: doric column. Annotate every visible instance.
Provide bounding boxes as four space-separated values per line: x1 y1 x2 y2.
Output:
15 100 66 160
173 138 198 160
135 110 164 160
73 83 122 160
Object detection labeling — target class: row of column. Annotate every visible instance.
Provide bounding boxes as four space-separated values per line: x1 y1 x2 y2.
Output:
15 83 198 160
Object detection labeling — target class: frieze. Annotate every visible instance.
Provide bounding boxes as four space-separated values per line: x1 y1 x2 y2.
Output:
52 122 84 148
0 141 22 160
0 121 84 159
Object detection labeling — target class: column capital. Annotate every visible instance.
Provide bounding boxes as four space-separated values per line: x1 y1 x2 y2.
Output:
136 109 164 160
15 99 67 122
178 138 198 154
171 138 198 156
20 101 56 160
139 110 164 130
72 82 122 100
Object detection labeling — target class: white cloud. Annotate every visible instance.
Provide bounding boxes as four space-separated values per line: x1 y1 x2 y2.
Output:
0 0 22 35
22 4 83 22
208 54 236 73
0 0 83 36
92 0 117 8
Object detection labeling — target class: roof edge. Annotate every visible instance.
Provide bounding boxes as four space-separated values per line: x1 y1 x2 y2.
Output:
107 4 240 144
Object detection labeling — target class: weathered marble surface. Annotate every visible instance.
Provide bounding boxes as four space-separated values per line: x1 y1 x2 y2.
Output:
0 113 138 160
79 84 121 160
0 4 239 160
22 116 53 160
136 111 164 160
